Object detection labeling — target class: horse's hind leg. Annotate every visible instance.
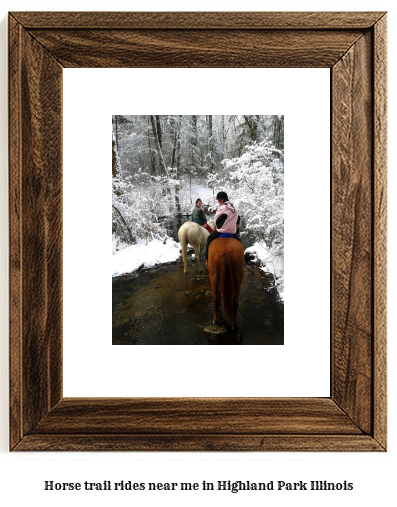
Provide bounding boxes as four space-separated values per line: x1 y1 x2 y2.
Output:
194 246 203 272
231 297 239 330
211 282 221 324
213 292 221 324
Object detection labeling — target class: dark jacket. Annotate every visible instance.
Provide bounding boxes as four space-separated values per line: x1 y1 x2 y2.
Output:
191 205 207 225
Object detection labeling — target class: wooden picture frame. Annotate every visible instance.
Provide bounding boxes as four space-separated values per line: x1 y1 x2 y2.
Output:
9 11 387 451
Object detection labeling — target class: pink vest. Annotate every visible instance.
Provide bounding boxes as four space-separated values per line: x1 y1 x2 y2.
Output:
215 202 239 234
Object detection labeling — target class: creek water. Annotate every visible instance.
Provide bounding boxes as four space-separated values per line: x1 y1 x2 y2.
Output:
113 263 283 345
113 214 284 345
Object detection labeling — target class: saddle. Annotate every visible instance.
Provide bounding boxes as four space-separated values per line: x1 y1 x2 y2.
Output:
218 233 235 239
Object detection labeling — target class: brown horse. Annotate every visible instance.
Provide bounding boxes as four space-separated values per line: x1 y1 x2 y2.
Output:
207 238 244 330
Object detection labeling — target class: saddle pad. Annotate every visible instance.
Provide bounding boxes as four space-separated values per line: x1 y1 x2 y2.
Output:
218 233 234 239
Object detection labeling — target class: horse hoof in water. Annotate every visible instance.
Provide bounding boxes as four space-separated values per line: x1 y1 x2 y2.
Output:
204 325 227 335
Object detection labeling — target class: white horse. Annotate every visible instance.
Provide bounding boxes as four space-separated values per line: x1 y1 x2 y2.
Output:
178 220 215 273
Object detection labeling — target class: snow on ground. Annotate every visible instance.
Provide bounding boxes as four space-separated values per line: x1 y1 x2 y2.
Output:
245 242 284 301
112 237 181 277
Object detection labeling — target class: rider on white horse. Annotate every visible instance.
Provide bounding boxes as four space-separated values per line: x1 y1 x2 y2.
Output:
205 191 241 265
192 198 213 234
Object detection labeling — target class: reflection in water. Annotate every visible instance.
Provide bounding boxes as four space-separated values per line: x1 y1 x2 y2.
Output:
112 258 284 345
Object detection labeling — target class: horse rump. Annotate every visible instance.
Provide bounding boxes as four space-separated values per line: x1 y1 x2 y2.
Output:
178 220 215 274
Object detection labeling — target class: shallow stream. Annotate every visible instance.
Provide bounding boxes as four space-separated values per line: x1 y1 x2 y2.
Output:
113 259 283 345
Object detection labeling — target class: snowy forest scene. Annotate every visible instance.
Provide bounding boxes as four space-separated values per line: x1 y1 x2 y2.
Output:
112 115 284 345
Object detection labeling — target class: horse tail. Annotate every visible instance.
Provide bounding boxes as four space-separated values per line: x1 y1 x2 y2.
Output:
219 244 236 327
178 226 188 273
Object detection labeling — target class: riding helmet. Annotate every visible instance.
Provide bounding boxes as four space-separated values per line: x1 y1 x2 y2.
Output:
216 191 228 201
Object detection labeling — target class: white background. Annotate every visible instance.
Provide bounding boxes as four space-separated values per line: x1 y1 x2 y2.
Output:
63 67 330 397
0 1 395 506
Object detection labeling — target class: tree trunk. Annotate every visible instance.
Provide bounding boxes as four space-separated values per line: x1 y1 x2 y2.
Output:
190 115 198 167
221 115 226 157
155 115 162 148
191 115 198 146
175 115 182 212
148 134 156 175
272 115 284 151
244 115 258 142
147 117 156 175
114 115 119 151
112 118 121 177
170 116 178 169
150 115 168 176
208 114 214 173
112 138 118 177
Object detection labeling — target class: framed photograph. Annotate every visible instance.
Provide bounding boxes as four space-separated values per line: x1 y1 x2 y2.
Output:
9 11 387 451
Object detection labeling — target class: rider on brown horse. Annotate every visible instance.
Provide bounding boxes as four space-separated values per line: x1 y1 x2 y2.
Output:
205 191 241 265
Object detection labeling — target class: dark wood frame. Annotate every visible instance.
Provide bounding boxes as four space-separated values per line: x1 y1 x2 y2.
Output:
9 11 387 451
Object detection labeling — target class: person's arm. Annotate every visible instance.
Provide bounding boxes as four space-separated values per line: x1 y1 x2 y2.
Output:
235 215 241 236
199 208 206 222
216 213 228 229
